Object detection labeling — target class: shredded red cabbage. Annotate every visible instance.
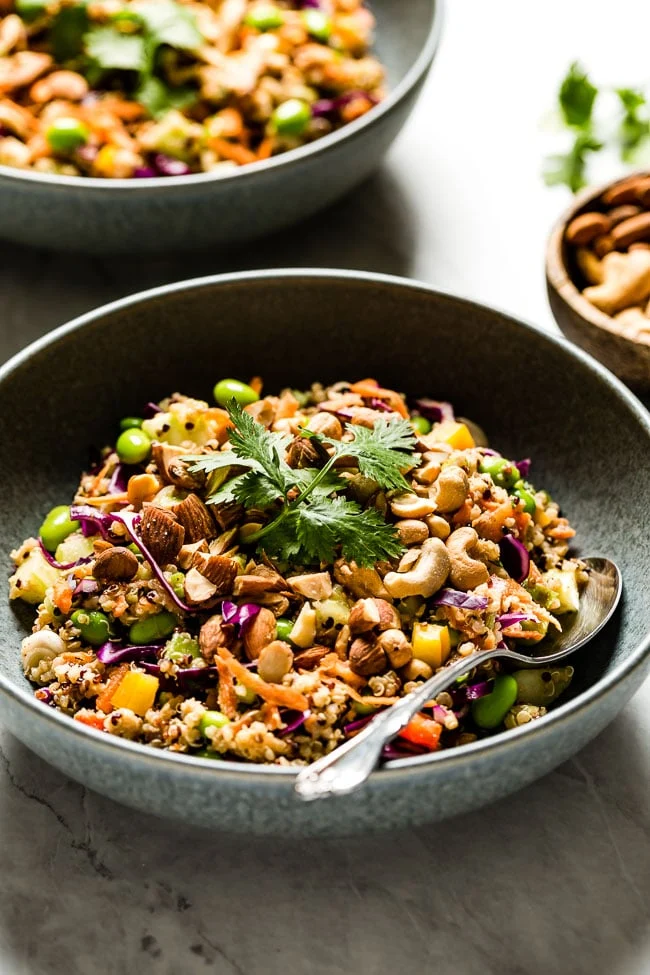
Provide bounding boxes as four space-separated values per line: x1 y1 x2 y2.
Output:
278 709 311 736
381 740 428 761
311 90 376 117
154 154 192 176
465 680 492 700
432 588 489 611
134 166 157 178
499 535 531 583
70 505 114 539
498 613 536 628
143 401 162 418
73 578 99 598
516 458 531 478
107 463 135 494
96 642 161 665
222 601 261 632
481 448 500 457
38 538 94 570
140 660 219 685
343 714 376 736
414 398 455 422
431 704 456 728
369 397 393 412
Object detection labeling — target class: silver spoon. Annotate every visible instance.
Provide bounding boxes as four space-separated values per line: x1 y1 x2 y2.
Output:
295 557 621 801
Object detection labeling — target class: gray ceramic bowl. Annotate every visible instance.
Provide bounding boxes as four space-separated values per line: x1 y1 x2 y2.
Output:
0 0 441 255
1 270 649 836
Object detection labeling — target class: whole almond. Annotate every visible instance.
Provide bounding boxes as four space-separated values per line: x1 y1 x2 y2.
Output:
565 211 611 246
611 212 650 249
92 546 139 582
593 234 615 258
607 204 642 227
140 505 185 565
242 607 277 661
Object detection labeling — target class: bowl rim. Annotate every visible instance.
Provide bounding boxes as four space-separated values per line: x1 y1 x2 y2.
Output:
0 0 443 193
2 267 650 786
545 170 650 358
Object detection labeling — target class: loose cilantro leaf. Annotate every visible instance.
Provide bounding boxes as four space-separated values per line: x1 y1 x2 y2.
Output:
543 132 602 193
134 0 203 51
86 25 146 71
294 497 404 566
559 62 598 129
136 75 197 120
617 88 650 161
328 417 416 491
51 2 89 61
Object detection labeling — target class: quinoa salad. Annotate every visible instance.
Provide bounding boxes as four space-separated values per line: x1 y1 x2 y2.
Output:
0 0 384 178
9 377 584 766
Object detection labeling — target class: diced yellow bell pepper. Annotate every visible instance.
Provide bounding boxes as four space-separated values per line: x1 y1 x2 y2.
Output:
110 670 159 716
434 421 475 450
412 623 451 669
534 508 553 528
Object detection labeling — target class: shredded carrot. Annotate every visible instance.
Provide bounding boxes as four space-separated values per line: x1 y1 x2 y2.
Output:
52 579 73 615
257 136 273 160
472 501 515 542
73 492 129 507
451 500 473 526
95 663 129 714
513 510 532 536
547 520 576 540
75 713 105 731
260 702 283 730
343 685 400 707
317 655 366 690
275 389 299 420
249 376 263 395
210 137 257 166
87 458 112 497
216 647 309 711
348 380 409 418
215 657 239 719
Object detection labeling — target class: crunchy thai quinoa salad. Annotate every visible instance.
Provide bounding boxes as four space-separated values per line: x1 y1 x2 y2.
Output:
9 377 584 766
0 0 384 178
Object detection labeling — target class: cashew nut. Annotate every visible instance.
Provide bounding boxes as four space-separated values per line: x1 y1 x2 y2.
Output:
0 51 51 93
0 99 32 138
430 465 469 513
30 70 89 103
425 514 451 540
389 492 436 519
21 629 65 674
613 306 650 343
394 519 429 546
0 15 25 56
384 538 450 599
583 249 650 315
306 412 343 440
576 246 604 285
445 527 489 590
412 451 446 485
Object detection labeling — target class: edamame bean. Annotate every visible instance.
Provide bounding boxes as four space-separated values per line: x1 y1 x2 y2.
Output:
471 674 518 729
116 427 152 465
272 99 312 136
39 505 80 553
119 416 144 431
512 667 574 706
275 617 294 642
235 682 257 705
411 414 432 435
71 609 111 647
199 710 231 735
513 480 536 515
169 572 186 599
129 611 177 645
46 117 89 153
213 378 260 408
478 456 520 488
243 4 283 30
302 9 331 40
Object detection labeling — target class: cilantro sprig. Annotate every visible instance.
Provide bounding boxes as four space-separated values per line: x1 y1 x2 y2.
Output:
184 402 416 567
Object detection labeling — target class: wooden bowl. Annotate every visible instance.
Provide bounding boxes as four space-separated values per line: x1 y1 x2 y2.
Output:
546 172 650 391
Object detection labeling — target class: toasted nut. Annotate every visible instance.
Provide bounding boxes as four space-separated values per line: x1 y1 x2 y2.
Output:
445 527 489 590
257 641 294 683
575 247 604 285
347 597 398 634
0 51 51 92
92 546 139 582
333 560 390 599
395 519 429 546
178 539 209 568
293 645 330 670
412 454 443 485
151 443 205 490
565 211 611 246
348 636 387 676
127 473 162 509
431 465 469 513
184 567 216 604
384 537 451 599
241 607 277 660
390 492 436 519
190 553 237 594
199 614 234 658
607 204 642 226
611 212 650 249
583 249 650 315
602 175 649 207
233 566 286 597
30 70 88 103
287 571 333 600
376 629 413 668
401 658 433 681
593 234 616 258
286 435 323 468
425 514 451 540
306 412 343 439
629 241 650 251
140 505 185 565
334 623 351 658
173 493 215 542
0 15 26 56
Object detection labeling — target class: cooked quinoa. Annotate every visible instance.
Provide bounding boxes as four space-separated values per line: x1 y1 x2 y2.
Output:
0 0 384 178
9 377 584 765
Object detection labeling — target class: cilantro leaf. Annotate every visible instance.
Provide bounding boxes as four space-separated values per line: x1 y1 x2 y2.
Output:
205 473 248 507
51 2 89 62
294 497 404 567
543 132 602 193
136 75 197 119
291 468 347 499
616 88 650 161
330 417 416 491
134 0 203 51
559 62 598 129
231 470 285 510
226 401 293 495
183 450 255 476
86 25 146 71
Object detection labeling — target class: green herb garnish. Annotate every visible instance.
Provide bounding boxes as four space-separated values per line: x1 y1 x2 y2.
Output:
559 61 598 129
543 131 603 194
616 88 650 161
184 402 416 567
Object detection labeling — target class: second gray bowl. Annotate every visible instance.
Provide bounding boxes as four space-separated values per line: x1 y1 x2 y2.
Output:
0 0 441 254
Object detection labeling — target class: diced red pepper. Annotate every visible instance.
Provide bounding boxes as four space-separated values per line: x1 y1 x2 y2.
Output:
399 712 442 751
74 712 105 731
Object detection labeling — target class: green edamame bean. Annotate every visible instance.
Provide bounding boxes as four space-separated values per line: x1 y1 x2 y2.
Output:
39 505 80 553
471 675 518 729
129 611 177 645
199 710 231 736
119 416 144 431
46 117 89 153
272 99 312 136
512 667 574 706
411 414 432 435
479 456 520 488
168 572 186 599
243 4 283 29
71 609 111 647
235 682 257 705
302 9 331 40
275 617 294 642
213 378 260 408
512 480 536 515
116 427 152 465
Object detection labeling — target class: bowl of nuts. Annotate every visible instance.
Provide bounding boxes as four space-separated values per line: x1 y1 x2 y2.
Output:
546 172 650 391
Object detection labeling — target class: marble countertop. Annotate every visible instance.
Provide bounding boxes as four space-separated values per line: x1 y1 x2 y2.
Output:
1 2 649 973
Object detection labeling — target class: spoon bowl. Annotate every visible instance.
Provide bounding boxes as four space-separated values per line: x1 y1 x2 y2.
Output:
295 557 622 801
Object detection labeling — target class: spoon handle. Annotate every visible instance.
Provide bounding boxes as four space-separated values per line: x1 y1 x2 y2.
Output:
294 649 500 801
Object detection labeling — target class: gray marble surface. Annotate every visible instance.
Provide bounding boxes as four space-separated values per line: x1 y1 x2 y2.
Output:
1 3 649 973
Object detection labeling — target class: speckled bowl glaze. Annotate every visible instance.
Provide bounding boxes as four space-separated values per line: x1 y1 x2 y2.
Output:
0 0 441 255
1 270 649 836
